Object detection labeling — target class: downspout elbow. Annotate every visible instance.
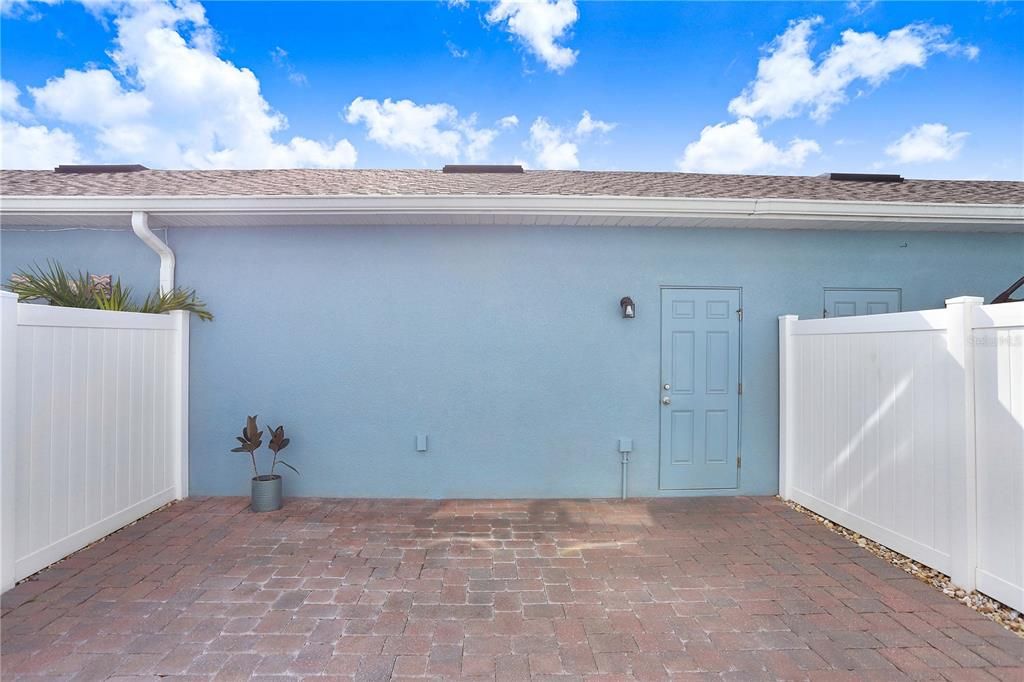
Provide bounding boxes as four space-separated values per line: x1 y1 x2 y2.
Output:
131 210 174 294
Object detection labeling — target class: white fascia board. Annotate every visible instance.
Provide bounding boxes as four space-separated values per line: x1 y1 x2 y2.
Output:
1 194 1022 227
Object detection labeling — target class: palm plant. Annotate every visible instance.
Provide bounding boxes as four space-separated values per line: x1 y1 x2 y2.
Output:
7 262 99 309
138 287 214 320
93 279 135 312
6 261 212 320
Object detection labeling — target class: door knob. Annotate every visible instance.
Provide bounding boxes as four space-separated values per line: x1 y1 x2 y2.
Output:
661 396 671 405
663 384 670 390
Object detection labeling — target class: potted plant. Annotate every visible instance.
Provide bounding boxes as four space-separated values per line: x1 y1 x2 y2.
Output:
231 416 298 512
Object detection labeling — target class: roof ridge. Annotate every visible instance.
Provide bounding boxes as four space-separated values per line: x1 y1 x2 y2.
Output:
1 168 1021 205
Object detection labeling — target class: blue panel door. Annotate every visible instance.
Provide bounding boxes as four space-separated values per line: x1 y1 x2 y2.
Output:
824 288 901 317
659 288 740 490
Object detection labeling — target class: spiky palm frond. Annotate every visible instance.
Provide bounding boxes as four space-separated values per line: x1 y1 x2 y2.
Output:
93 279 136 312
139 287 214 321
6 261 99 309
4 261 213 321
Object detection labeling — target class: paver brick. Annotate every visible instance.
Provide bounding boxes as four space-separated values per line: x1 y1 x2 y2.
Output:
1 495 1020 680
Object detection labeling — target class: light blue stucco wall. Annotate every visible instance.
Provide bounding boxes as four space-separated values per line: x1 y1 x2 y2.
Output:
3 223 1022 498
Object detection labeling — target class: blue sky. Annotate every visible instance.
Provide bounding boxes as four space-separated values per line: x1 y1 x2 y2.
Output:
1 0 1021 179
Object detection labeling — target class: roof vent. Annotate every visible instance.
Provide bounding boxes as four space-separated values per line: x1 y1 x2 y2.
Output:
822 172 903 183
442 164 524 174
55 164 149 174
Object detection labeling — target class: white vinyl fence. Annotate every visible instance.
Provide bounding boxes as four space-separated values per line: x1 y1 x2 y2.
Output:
780 296 1024 612
972 302 1024 611
0 290 189 591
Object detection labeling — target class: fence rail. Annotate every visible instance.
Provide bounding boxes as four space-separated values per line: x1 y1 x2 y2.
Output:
780 297 1024 612
0 291 189 591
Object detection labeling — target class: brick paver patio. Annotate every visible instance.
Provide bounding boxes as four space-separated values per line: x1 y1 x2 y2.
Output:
1 496 1021 680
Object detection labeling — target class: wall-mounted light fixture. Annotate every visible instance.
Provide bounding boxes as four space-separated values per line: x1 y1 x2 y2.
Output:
620 297 636 319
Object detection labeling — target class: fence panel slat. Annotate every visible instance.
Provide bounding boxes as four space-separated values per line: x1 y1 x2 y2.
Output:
780 298 1024 609
781 308 957 575
68 328 89 535
0 298 189 590
973 304 1024 612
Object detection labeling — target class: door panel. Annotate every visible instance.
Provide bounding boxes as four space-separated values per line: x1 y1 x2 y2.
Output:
660 288 740 490
670 412 694 463
671 332 695 393
824 288 901 317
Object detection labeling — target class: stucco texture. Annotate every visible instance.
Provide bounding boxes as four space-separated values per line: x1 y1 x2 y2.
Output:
3 223 1022 498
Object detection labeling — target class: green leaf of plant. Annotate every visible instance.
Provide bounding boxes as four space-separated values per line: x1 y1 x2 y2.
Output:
4 261 212 319
5 261 100 309
278 460 300 476
139 285 214 320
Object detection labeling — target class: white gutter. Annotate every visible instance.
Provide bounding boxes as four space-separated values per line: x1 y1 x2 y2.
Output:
2 194 1022 228
131 210 174 294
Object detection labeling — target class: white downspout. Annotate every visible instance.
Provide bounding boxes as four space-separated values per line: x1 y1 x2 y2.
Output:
131 210 174 294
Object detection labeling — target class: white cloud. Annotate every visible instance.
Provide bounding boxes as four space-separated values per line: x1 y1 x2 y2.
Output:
12 0 356 169
459 115 499 162
1 119 82 168
270 46 308 86
33 68 152 125
486 0 579 73
526 110 616 169
528 117 578 169
0 0 58 20
498 114 520 129
446 40 468 59
845 0 877 17
884 123 968 163
1 79 32 120
677 118 820 174
346 97 500 162
347 98 460 159
575 110 615 136
729 16 979 123
1 77 82 169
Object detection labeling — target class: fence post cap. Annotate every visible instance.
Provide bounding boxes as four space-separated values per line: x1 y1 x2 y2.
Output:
778 314 799 321
945 296 985 306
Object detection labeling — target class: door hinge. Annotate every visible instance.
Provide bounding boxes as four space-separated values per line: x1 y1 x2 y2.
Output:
738 382 743 395
736 308 743 320
737 456 742 469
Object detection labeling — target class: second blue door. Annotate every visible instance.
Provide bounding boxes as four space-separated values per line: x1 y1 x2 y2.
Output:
659 288 740 490
823 288 901 317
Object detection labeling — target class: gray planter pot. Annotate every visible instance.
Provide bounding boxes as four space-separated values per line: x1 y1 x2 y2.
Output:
251 475 282 512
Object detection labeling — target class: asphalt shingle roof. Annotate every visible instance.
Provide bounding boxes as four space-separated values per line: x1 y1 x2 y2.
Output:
2 169 1022 205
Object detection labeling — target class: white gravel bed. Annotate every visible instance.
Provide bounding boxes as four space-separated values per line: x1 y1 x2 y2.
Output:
782 498 1023 638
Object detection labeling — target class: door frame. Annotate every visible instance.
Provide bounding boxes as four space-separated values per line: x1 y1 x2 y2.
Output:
657 285 744 491
822 287 902 318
